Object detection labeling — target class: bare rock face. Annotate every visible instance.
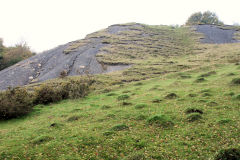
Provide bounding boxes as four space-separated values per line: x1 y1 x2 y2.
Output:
195 24 240 44
0 24 136 90
1 23 238 90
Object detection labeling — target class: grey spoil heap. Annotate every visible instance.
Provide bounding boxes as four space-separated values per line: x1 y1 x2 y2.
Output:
0 24 239 90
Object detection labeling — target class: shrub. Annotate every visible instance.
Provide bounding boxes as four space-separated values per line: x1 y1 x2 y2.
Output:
186 11 224 25
117 94 130 101
0 87 33 120
64 79 90 99
34 79 90 104
147 114 174 128
34 84 63 105
215 148 240 160
135 104 147 109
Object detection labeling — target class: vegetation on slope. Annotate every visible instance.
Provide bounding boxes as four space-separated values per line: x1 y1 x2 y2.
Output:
0 38 34 71
0 23 240 159
186 11 224 25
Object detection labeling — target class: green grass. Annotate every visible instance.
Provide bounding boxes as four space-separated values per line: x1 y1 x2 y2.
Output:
0 23 240 159
0 63 239 159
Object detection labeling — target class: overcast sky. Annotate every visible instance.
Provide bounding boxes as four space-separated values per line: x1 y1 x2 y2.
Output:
1 0 240 53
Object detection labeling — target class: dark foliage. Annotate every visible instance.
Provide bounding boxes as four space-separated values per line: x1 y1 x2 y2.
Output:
215 148 240 160
0 87 33 120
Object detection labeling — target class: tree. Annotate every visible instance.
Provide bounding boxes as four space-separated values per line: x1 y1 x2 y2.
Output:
186 11 224 25
0 38 4 60
0 38 34 70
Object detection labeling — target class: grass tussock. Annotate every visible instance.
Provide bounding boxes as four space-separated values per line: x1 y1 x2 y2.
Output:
186 113 202 122
231 78 240 85
111 124 129 131
147 114 174 128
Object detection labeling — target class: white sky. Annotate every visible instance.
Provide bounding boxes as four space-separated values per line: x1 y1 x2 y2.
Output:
1 0 240 53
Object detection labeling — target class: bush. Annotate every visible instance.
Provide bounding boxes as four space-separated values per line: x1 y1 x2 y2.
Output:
215 148 240 160
147 114 174 128
35 79 90 104
186 11 224 25
0 87 33 120
34 84 63 105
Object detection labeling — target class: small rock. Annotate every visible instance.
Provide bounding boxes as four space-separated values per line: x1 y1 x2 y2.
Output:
79 65 85 69
29 76 34 80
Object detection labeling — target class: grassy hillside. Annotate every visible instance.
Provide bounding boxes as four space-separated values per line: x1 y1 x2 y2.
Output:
0 24 240 159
